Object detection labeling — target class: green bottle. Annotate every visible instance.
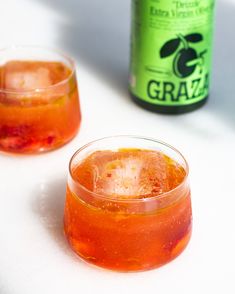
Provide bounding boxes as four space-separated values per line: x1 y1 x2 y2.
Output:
129 0 216 114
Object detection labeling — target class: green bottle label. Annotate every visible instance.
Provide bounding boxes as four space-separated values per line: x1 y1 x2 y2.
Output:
130 0 216 106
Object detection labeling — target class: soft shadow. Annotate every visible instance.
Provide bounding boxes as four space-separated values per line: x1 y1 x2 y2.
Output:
32 178 76 258
33 0 235 128
40 0 130 97
207 0 235 126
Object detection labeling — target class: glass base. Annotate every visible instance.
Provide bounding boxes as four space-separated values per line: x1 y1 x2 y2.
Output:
66 229 192 272
0 127 80 155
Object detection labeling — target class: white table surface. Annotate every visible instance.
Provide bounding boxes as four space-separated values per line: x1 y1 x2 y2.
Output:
0 0 234 293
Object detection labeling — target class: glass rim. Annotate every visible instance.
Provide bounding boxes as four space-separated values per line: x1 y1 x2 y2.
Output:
0 45 76 95
68 135 189 203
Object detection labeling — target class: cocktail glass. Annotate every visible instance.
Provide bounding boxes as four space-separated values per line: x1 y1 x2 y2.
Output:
64 136 192 272
0 46 81 153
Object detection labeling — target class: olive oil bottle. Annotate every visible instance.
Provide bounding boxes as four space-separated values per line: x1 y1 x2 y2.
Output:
129 0 216 114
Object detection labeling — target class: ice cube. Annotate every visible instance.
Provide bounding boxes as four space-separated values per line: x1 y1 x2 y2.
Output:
94 157 144 196
91 150 169 198
5 66 52 90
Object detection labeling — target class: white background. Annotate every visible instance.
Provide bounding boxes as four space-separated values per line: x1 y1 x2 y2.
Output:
0 0 234 293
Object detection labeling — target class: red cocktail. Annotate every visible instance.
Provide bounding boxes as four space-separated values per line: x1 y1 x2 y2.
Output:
0 47 81 153
64 136 192 271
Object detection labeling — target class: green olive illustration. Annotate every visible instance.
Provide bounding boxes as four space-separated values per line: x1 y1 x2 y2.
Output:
173 47 197 78
160 33 205 79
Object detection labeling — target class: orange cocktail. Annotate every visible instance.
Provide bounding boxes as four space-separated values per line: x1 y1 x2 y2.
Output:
64 136 192 272
0 47 81 153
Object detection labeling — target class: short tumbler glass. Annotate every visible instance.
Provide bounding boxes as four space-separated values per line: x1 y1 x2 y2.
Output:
0 46 81 154
64 136 192 272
